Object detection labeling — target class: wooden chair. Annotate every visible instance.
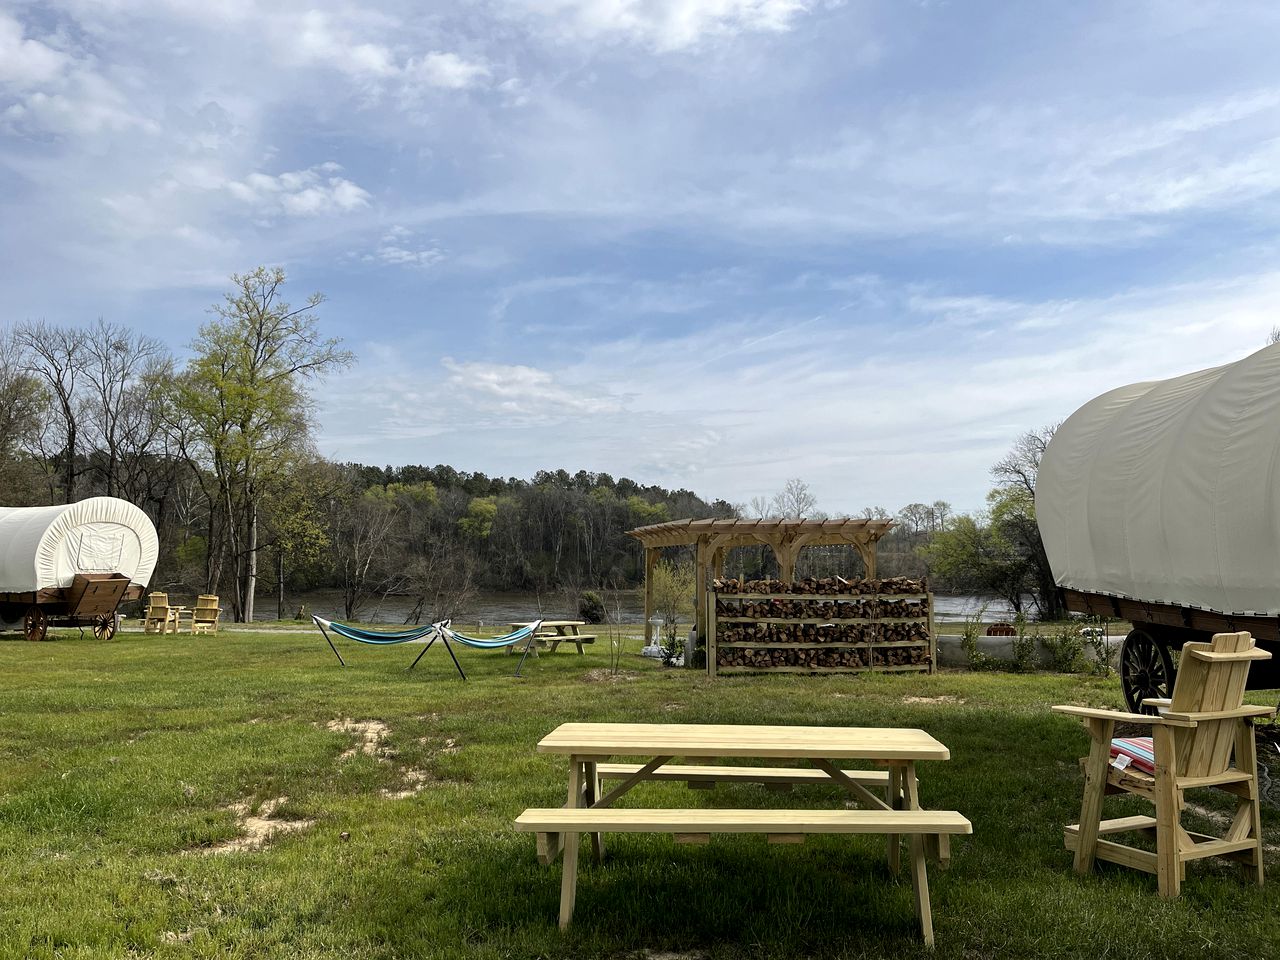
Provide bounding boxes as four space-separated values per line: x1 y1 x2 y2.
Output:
191 595 220 635
143 592 177 634
1053 631 1275 896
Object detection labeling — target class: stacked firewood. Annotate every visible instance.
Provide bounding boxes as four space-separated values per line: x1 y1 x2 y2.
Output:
716 645 930 670
713 576 925 596
717 622 883 644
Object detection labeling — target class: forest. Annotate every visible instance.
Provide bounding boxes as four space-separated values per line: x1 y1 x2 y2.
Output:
1 269 1056 623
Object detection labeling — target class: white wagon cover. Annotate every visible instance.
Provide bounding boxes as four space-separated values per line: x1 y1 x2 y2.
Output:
0 497 159 593
1037 342 1280 618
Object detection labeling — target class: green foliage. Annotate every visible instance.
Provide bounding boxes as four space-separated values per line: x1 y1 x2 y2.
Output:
458 495 498 540
578 590 605 624
1010 613 1036 672
650 560 696 644
959 605 999 671
1041 622 1086 673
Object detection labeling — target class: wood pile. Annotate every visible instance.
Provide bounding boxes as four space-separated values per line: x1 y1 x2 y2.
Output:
713 576 925 596
716 645 930 670
712 575 932 674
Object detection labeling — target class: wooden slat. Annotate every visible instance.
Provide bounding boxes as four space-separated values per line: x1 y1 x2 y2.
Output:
1051 705 1196 727
515 807 973 834
595 762 892 787
537 723 950 760
1065 830 1159 874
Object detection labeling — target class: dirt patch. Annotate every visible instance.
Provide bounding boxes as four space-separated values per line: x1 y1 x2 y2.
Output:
196 797 314 855
902 695 966 705
582 668 640 683
327 718 394 760
381 768 435 799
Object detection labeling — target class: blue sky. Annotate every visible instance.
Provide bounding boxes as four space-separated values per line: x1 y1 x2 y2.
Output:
4 1 1280 514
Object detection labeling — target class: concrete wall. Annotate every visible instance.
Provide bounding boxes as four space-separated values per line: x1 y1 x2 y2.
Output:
935 633 1121 669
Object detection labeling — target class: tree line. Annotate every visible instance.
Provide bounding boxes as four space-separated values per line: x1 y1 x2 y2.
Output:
1 267 1062 622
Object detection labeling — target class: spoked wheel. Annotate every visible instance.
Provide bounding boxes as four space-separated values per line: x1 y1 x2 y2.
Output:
93 614 118 641
23 606 48 642
1120 628 1176 713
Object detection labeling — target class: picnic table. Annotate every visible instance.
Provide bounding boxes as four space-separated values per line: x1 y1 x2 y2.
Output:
506 620 596 656
515 722 970 944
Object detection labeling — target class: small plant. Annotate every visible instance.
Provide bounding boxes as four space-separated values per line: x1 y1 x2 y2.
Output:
1081 617 1115 677
1042 622 1086 673
660 635 684 667
1010 612 1037 672
960 604 999 670
603 589 627 675
578 590 605 624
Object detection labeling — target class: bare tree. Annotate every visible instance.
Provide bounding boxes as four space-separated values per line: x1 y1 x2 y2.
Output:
1268 326 1280 345
770 477 819 518
80 319 168 497
14 321 87 502
991 424 1058 497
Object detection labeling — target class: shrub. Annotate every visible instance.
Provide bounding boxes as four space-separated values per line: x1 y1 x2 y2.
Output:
578 590 605 624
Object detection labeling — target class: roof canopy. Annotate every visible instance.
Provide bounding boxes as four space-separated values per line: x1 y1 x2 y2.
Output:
1037 342 1280 617
629 517 892 551
0 497 159 593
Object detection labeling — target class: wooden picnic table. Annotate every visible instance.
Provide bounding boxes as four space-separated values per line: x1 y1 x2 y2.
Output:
506 620 597 656
518 722 967 943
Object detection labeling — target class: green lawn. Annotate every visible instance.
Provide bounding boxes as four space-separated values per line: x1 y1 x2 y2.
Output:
1 629 1277 959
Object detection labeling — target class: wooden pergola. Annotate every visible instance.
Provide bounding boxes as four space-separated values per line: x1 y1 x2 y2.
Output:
627 517 895 647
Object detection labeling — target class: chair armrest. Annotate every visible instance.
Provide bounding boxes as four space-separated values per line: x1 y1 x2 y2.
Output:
1159 705 1277 722
1139 698 1172 710
1050 705 1196 727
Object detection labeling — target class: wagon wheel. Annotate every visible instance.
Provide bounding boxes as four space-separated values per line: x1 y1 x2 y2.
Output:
1120 628 1175 713
23 606 48 642
93 614 118 641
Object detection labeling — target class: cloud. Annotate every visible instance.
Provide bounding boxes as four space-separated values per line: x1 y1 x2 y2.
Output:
361 226 446 267
406 52 491 90
225 164 372 217
0 13 70 88
517 0 816 51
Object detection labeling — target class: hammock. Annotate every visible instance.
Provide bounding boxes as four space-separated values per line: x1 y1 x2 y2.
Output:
311 615 543 679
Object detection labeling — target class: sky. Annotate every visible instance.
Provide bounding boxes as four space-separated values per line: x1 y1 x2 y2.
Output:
4 1 1280 515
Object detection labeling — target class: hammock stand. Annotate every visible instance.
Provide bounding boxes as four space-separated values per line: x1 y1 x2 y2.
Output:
311 616 543 680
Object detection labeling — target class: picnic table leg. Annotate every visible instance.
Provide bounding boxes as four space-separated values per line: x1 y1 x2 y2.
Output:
560 758 585 929
584 760 605 862
887 765 902 875
902 761 935 946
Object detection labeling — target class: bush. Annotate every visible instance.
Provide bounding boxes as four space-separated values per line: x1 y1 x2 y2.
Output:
578 591 605 624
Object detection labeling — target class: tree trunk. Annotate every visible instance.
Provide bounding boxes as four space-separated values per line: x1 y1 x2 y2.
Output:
244 497 257 623
277 547 285 620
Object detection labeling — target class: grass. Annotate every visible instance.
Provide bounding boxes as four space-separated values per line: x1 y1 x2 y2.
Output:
1 629 1277 960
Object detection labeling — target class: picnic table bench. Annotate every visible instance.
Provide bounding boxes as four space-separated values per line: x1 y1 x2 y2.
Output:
515 722 971 946
506 620 596 656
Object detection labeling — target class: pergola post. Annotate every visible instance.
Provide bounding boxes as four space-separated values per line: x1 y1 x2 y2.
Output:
693 537 709 662
643 547 658 644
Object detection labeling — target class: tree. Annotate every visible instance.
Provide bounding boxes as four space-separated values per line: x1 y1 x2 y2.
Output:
771 477 819 518
14 320 87 501
172 267 353 620
989 425 1064 619
650 559 696 645
0 328 50 502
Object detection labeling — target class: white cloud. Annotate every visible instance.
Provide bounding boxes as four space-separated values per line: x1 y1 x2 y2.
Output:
442 358 625 420
406 52 490 90
0 13 70 88
225 164 372 217
363 226 446 267
518 0 815 51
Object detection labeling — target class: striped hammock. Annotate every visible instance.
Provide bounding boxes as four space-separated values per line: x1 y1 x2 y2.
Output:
311 615 543 679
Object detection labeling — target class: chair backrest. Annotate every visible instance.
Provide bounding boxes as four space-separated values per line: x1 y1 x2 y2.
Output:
147 592 169 613
1168 631 1270 778
193 595 219 621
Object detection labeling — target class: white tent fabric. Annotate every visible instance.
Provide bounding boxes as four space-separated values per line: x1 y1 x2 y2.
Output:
1036 342 1280 617
0 497 159 592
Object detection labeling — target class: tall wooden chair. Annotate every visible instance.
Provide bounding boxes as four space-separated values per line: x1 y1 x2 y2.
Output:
191 595 220 635
143 593 177 634
1053 631 1274 896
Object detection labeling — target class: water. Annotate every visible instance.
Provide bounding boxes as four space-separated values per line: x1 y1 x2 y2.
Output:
275 589 1019 625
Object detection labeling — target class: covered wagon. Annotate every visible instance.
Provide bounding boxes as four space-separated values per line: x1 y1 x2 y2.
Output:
1037 342 1280 710
0 497 159 641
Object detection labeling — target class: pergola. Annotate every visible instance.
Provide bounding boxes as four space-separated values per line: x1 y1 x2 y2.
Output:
627 517 895 646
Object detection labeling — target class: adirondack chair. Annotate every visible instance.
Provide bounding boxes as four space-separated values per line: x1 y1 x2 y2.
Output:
1053 631 1275 896
143 592 177 634
190 595 220 635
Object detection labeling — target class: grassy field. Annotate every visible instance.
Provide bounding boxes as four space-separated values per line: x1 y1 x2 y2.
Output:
1 628 1277 960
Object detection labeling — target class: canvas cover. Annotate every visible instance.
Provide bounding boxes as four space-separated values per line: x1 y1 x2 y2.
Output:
0 497 159 593
1036 342 1280 617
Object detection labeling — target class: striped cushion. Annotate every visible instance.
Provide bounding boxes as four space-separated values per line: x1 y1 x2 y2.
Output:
1109 736 1155 774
